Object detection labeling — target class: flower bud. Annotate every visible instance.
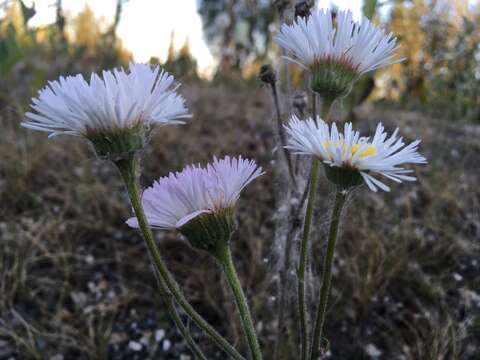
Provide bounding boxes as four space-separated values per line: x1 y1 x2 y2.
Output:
295 1 313 19
324 165 363 191
310 60 358 101
178 209 236 254
258 64 277 86
88 124 147 161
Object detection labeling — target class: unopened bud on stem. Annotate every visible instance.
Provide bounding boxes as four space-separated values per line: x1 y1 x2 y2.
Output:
295 0 314 19
259 64 277 86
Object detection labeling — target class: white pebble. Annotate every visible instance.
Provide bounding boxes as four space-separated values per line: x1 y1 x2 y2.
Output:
163 339 172 351
155 329 166 342
364 343 382 358
128 340 142 351
453 273 463 281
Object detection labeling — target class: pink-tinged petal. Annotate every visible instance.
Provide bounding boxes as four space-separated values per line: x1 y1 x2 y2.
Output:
128 156 264 231
176 210 212 228
22 63 190 138
126 217 139 228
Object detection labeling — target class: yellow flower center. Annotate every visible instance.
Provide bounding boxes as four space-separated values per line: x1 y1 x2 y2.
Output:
351 144 377 158
323 141 377 159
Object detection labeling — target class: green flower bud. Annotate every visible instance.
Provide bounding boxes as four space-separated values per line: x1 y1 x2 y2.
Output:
310 60 358 102
178 208 236 255
88 124 147 161
324 165 363 191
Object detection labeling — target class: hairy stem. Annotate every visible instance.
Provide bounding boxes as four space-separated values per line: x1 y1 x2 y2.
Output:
155 274 208 360
215 242 263 360
297 97 335 360
115 155 245 360
310 190 347 360
297 158 320 360
320 97 334 121
270 82 296 187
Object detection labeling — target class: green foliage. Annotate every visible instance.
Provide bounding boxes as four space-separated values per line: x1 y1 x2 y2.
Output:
0 22 23 76
426 15 480 122
198 0 276 70
381 1 480 122
362 0 378 20
162 37 199 80
0 0 36 76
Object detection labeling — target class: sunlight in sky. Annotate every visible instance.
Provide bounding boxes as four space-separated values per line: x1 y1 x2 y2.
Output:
26 0 215 74
23 0 366 75
22 0 374 74
20 0 477 73
15 0 480 73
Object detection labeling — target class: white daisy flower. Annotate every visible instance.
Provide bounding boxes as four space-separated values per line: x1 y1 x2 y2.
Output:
285 116 426 192
276 9 401 99
22 63 190 158
127 156 263 251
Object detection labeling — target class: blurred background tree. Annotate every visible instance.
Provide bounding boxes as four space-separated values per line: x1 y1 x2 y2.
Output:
377 0 480 122
198 0 276 78
0 0 478 121
159 32 199 80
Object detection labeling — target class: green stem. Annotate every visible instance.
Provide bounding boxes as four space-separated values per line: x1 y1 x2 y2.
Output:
312 92 317 123
155 274 208 360
319 97 334 121
296 97 335 360
297 158 320 360
310 190 347 360
215 242 263 360
271 82 296 187
115 155 245 360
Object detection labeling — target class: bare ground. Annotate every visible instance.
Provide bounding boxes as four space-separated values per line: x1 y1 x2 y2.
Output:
0 83 479 359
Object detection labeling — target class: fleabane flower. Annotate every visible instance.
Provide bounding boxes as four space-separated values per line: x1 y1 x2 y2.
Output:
22 63 190 160
127 156 264 253
276 9 401 100
285 116 426 192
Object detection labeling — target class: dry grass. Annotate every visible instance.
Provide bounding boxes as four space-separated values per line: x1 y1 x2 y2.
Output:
0 83 479 359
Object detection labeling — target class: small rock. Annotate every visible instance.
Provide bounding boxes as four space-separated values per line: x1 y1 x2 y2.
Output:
365 343 382 358
140 334 150 346
71 292 87 307
155 329 165 342
453 273 463 281
162 339 172 351
85 255 95 264
128 340 142 352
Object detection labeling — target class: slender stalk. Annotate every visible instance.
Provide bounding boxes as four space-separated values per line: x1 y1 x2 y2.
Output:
312 92 317 123
155 274 208 360
297 158 320 360
273 201 299 359
320 98 334 121
270 82 296 187
115 155 245 360
297 97 334 360
310 190 347 360
278 8 291 99
215 242 263 360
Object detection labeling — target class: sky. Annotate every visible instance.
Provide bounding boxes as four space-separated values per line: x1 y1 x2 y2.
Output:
22 0 363 75
17 0 478 74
